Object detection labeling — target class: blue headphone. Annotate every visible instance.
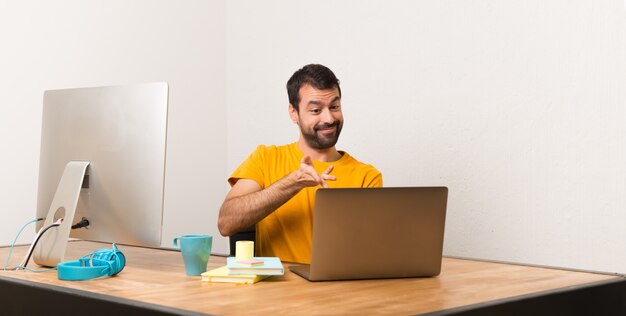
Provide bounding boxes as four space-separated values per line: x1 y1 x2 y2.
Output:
57 244 126 281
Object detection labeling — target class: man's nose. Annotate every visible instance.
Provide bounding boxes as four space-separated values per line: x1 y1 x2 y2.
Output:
320 109 334 123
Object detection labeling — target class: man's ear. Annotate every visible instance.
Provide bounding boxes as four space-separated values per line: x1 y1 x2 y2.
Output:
288 104 299 124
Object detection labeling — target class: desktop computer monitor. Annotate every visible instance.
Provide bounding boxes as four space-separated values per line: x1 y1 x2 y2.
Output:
33 82 169 267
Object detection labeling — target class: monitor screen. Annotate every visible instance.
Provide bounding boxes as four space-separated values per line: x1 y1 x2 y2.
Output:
33 82 168 266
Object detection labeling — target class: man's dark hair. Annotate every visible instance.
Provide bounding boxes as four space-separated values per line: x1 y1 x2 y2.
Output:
286 64 341 112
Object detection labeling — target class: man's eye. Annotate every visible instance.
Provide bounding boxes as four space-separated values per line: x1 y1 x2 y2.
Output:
330 105 341 111
310 109 321 114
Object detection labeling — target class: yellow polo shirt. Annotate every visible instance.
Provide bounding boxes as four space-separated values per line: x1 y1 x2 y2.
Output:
228 142 383 263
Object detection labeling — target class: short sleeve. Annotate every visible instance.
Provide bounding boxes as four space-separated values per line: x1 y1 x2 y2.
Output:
364 168 383 188
228 145 267 188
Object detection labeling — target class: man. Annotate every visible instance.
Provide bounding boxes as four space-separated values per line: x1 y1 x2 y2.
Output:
218 64 382 264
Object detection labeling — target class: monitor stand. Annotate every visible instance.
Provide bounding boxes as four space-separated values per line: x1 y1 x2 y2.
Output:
33 161 90 267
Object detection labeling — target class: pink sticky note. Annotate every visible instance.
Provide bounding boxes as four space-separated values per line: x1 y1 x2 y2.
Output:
236 259 264 266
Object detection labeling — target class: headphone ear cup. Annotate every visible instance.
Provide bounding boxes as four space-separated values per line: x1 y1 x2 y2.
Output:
92 248 125 275
108 249 126 275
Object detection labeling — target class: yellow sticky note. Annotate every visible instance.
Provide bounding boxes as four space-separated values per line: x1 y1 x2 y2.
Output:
235 240 254 261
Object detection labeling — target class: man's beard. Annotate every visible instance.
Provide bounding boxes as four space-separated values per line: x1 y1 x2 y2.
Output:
300 120 343 150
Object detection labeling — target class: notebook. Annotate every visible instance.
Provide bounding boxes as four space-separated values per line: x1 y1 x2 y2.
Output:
226 257 284 275
201 266 270 284
289 187 448 281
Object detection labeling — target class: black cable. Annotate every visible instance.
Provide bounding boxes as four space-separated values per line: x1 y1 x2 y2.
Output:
2 218 45 271
21 223 61 268
71 217 90 229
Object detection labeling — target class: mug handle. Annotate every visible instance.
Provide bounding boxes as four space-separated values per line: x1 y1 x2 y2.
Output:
173 237 180 249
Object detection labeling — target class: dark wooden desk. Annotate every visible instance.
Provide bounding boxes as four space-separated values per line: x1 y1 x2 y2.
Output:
1 241 624 315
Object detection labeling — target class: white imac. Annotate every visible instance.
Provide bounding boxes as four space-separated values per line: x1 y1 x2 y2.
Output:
33 82 169 267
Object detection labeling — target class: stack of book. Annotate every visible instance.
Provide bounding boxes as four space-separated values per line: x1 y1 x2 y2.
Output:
201 257 284 284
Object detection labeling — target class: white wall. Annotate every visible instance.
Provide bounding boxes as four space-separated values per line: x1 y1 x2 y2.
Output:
227 0 626 273
0 1 230 254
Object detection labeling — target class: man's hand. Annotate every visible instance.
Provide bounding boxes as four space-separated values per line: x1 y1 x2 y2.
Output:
218 155 337 236
295 155 337 188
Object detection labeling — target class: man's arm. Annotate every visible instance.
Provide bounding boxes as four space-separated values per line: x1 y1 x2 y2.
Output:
217 156 334 236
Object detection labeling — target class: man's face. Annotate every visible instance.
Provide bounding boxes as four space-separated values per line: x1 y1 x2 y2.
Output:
290 84 343 150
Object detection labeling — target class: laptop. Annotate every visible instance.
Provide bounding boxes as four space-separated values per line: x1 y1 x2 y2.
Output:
289 187 448 281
